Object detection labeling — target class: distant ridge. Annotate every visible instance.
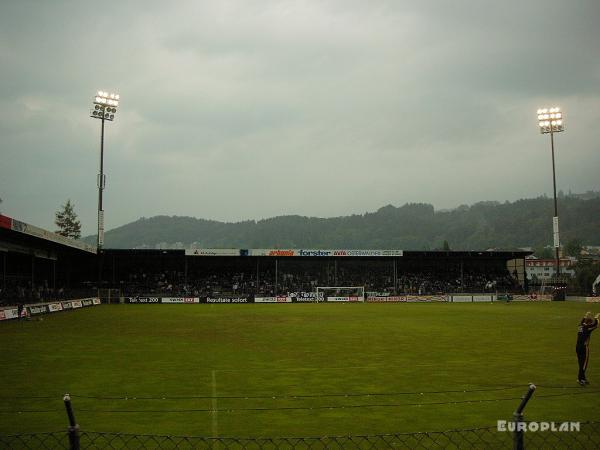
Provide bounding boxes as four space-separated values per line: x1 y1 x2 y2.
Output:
84 194 600 250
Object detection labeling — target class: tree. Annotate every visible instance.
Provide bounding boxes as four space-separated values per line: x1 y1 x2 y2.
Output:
442 240 450 251
571 259 600 295
534 247 554 259
55 199 81 239
565 238 583 257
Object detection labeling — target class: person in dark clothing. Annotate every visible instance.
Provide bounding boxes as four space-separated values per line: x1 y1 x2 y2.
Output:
577 312 599 385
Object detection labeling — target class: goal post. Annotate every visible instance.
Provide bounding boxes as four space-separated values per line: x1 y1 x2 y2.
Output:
315 286 365 303
98 288 121 304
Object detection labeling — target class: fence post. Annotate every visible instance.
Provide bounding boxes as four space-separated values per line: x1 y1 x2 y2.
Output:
63 394 80 450
513 383 536 450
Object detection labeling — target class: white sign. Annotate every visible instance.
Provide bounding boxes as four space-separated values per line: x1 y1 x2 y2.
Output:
185 249 240 256
327 296 351 302
48 303 63 312
251 249 404 257
161 297 200 303
255 297 292 303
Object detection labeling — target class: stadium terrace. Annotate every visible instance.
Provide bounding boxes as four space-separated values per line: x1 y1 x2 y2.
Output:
0 213 538 309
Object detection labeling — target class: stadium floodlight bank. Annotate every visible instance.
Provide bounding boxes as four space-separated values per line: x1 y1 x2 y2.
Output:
90 91 120 122
90 90 121 249
316 287 365 303
536 106 565 291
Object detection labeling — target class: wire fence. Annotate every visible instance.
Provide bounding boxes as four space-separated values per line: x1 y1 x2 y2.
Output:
2 423 600 450
2 386 600 449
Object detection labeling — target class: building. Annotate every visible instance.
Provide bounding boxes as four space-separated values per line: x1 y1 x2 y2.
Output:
525 257 576 281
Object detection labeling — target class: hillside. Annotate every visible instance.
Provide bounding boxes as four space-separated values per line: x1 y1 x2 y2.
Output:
85 195 600 250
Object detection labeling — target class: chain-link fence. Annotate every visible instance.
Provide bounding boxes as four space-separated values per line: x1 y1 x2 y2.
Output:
3 387 600 449
2 422 600 450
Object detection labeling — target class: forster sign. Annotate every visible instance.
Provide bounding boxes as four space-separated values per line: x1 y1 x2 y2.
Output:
253 249 403 257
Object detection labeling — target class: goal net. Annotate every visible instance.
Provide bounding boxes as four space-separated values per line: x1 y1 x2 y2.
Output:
98 288 121 304
316 286 365 303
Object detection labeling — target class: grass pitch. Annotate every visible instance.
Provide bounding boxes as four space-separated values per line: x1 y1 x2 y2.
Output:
1 302 599 437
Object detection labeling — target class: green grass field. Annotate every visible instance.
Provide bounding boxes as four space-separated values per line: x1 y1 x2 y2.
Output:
1 302 599 438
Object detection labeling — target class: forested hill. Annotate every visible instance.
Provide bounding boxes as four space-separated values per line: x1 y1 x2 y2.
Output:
86 195 600 250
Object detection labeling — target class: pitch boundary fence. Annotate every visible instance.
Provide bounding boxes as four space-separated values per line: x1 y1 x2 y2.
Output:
2 387 600 449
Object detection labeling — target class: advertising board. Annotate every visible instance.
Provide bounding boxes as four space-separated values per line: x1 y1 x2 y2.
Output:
327 296 350 302
0 308 19 320
48 303 63 312
251 249 403 257
27 305 49 315
126 297 160 304
255 297 292 303
406 295 447 302
185 249 240 256
288 292 323 302
367 296 407 302
206 297 249 303
161 297 200 303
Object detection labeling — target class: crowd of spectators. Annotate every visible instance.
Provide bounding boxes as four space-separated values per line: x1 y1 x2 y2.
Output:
117 264 519 298
0 279 96 307
0 263 520 305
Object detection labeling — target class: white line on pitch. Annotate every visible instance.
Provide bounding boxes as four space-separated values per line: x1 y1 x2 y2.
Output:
215 366 380 373
214 364 450 373
211 370 218 443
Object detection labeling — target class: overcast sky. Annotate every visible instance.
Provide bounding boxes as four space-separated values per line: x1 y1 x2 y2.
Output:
1 1 599 236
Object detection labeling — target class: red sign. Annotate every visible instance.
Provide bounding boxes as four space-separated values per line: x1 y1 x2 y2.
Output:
0 215 11 230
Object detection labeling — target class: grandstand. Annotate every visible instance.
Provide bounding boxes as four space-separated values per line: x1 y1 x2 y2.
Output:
1 213 533 309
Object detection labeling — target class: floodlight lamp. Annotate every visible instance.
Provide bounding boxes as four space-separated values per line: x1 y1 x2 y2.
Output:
537 109 543 114
557 120 562 125
542 108 548 113
115 94 120 100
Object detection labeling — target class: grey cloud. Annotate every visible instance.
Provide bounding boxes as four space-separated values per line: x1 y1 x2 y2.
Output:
1 0 599 234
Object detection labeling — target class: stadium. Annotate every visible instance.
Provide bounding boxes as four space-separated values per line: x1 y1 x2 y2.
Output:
2 213 600 449
2 2 600 449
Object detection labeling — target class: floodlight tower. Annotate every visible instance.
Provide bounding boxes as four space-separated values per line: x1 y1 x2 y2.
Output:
90 91 120 249
536 106 564 280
